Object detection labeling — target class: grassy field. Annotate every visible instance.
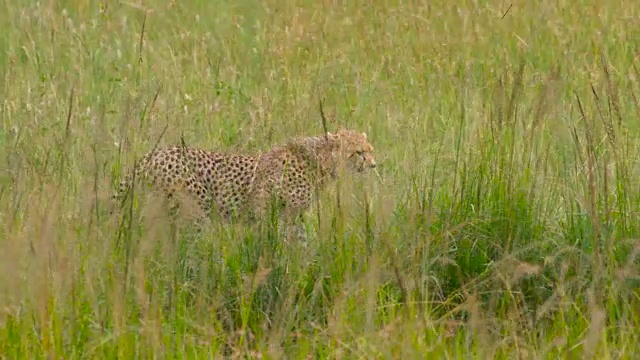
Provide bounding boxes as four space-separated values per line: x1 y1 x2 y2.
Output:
2 0 640 358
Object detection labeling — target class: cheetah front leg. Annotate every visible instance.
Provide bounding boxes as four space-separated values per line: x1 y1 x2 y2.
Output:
274 182 315 243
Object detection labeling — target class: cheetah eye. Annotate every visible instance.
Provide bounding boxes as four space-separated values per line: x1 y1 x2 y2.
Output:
350 150 365 160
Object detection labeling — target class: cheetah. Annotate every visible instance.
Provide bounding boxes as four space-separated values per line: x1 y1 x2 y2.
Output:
114 129 377 225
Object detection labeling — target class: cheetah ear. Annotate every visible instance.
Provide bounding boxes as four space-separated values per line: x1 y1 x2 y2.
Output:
361 132 367 139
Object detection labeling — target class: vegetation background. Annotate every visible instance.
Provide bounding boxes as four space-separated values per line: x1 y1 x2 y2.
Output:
1 0 640 358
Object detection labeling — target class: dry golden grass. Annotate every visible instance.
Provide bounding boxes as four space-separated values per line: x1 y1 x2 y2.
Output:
1 0 640 358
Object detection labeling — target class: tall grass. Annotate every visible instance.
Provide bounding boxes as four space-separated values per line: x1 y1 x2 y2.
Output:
1 0 640 358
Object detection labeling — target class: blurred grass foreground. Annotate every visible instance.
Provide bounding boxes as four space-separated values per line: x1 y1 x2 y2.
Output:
2 0 640 358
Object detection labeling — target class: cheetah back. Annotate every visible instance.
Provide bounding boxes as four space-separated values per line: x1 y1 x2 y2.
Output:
120 146 258 219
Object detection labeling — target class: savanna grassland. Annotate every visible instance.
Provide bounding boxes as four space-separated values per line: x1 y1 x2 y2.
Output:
2 0 640 358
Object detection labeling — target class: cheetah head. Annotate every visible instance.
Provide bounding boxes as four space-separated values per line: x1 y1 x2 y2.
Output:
329 129 376 173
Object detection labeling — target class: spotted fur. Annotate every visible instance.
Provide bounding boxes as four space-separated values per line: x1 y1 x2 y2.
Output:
114 129 376 223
